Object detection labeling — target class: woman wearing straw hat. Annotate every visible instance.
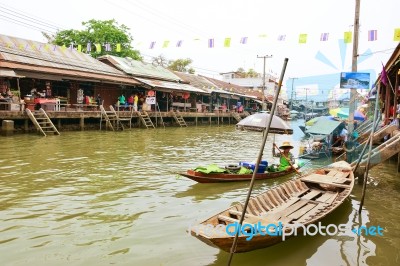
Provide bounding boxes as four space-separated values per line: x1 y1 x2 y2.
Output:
274 141 296 171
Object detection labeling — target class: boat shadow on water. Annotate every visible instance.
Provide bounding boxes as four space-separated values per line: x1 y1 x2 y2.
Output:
209 198 376 266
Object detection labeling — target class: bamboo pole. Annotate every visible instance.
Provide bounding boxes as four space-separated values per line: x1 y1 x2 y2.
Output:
359 84 380 213
227 58 288 265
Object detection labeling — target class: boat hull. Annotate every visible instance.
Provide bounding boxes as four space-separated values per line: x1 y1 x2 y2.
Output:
189 161 354 252
179 168 296 183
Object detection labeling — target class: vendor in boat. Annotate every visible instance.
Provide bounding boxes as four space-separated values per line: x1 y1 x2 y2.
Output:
274 141 296 171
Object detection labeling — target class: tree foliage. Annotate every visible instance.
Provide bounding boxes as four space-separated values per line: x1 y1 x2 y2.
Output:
167 58 194 73
152 55 168 67
43 19 141 60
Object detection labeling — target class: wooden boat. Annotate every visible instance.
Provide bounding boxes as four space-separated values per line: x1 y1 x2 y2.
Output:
188 161 354 253
179 163 302 183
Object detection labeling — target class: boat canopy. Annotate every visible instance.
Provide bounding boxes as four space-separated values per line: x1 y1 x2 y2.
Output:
306 118 344 136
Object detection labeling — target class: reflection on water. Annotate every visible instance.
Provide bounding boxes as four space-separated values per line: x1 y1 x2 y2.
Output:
0 121 399 266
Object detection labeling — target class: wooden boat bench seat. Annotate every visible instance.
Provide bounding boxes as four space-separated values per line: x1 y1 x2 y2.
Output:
300 174 351 188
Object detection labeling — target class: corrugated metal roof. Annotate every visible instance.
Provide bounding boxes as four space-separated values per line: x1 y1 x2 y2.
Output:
1 61 140 85
0 35 126 76
135 77 206 93
98 55 181 81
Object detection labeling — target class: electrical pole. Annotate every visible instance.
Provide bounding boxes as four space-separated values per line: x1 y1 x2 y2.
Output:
257 55 273 111
289 77 298 110
347 0 360 163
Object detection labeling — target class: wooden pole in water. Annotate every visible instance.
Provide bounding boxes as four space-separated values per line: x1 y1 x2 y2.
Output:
359 84 380 213
227 58 289 265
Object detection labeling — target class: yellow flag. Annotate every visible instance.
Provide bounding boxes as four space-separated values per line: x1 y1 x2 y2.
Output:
258 34 267 38
61 44 67 51
30 43 36 50
162 40 170 48
44 44 50 51
18 43 25 50
224 37 231 47
299 34 307 44
394 28 400 41
95 43 101 53
116 43 121 52
344 31 352 43
77 44 82 52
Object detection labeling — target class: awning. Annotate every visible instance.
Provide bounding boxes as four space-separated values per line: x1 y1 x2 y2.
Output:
0 68 25 78
135 77 206 94
14 71 63 81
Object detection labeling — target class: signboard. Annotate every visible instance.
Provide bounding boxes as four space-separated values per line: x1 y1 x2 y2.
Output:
146 96 156 105
340 72 370 89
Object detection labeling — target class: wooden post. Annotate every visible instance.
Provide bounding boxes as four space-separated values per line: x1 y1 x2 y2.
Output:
80 116 84 130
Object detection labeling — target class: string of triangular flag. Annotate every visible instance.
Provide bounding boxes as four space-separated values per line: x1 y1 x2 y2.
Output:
1 28 399 53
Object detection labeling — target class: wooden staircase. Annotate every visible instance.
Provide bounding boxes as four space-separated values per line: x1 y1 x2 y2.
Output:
26 108 60 136
170 110 187 127
109 105 133 130
137 111 155 129
99 105 123 131
231 112 242 122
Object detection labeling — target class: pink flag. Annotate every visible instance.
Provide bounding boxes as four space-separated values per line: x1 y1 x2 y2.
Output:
208 38 214 48
277 35 286 41
320 33 329 41
381 63 388 86
368 30 377 41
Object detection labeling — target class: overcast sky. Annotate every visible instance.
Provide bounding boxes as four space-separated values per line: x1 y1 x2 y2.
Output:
0 0 399 88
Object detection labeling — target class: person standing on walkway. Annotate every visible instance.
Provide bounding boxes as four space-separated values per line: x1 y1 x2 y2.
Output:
133 93 139 111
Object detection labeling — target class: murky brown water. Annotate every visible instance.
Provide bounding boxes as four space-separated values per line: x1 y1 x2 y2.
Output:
0 121 399 266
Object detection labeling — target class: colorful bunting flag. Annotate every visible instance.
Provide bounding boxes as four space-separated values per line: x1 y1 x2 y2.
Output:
320 33 329 41
18 43 25 50
381 63 388 86
224 37 231 47
53 45 57 51
394 28 400 41
162 40 170 48
176 40 183 47
299 34 307 44
368 30 377 41
87 42 91 52
116 43 121 52
208 38 214 48
258 34 267 38
77 44 82 52
344 31 352 43
149 41 156 49
240 37 248 44
105 43 111 51
277 35 286 41
95 43 101 53
44 44 50 51
69 44 74 50
61 44 67 51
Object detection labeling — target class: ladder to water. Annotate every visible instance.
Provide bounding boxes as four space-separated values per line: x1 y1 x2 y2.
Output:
231 112 242 122
137 111 155 128
99 105 123 131
155 103 165 128
170 110 187 127
26 108 60 136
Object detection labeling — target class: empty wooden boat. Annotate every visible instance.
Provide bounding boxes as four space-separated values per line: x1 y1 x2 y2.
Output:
189 161 354 252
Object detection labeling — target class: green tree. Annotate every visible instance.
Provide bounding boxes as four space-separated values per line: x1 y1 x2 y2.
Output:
168 58 194 73
246 68 259 78
152 55 168 67
43 19 141 59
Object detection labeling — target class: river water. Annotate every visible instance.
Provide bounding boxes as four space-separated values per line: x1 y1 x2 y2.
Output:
0 120 399 266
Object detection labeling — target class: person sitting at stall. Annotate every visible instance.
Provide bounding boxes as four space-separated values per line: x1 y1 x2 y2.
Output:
273 141 296 171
